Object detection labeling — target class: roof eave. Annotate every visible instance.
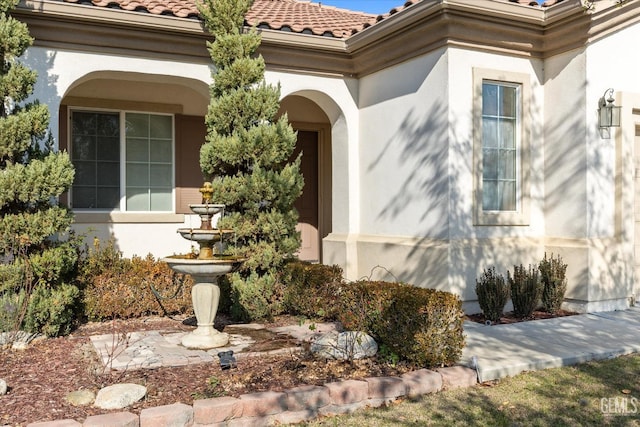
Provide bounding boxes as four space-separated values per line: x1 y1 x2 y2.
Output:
258 29 353 76
343 0 549 77
15 0 211 61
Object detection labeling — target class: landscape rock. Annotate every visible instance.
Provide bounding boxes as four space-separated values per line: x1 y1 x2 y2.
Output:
65 389 95 406
311 331 378 360
0 378 7 395
94 383 147 409
0 331 44 350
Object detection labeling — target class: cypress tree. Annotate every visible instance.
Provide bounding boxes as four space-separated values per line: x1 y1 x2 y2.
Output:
0 0 78 336
198 0 304 320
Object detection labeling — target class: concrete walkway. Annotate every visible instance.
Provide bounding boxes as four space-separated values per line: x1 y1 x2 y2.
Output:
460 307 640 382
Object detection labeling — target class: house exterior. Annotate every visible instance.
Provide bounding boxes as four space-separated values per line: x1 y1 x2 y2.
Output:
13 0 640 313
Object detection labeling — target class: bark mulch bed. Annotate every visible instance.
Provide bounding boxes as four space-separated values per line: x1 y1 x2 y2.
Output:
465 309 579 325
0 315 414 426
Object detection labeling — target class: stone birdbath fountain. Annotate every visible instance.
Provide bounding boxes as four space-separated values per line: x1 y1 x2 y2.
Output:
162 182 243 349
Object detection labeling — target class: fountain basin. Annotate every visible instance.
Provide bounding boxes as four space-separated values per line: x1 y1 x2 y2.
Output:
176 228 235 243
162 255 243 276
189 203 225 216
162 255 244 349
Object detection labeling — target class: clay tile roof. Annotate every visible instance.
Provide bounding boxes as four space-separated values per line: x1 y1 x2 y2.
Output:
58 0 566 38
508 0 566 6
246 0 377 38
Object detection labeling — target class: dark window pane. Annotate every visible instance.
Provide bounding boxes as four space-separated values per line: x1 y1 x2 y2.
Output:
97 114 119 136
72 187 96 209
97 162 120 186
73 161 96 186
97 187 120 209
72 112 96 136
97 137 120 161
72 136 95 161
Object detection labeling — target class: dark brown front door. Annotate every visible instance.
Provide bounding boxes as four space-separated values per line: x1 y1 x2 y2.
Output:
294 130 319 262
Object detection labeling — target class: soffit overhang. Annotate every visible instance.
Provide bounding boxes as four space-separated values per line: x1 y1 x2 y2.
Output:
13 0 640 78
14 0 211 63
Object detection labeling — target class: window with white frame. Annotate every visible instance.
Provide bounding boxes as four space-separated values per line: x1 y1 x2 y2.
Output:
473 69 530 226
482 82 518 211
70 110 174 212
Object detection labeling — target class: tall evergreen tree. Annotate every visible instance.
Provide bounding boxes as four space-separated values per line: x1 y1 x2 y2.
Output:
0 0 78 336
198 0 304 320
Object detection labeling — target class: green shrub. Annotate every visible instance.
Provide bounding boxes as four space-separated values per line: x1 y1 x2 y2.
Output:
337 281 392 332
539 253 568 314
197 0 304 324
0 0 80 337
508 264 542 319
0 240 82 337
80 241 193 320
227 271 284 322
281 261 344 320
337 281 464 368
475 267 510 323
24 282 79 337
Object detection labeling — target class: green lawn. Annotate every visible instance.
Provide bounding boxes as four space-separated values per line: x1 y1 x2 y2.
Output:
303 353 640 426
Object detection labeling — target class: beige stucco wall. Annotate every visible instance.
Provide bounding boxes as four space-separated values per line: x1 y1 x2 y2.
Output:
21 0 640 313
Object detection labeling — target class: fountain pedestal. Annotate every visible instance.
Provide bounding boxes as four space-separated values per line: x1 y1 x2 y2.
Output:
184 283 227 349
163 256 242 349
163 186 243 350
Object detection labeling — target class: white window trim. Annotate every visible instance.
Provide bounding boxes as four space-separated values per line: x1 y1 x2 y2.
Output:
68 107 176 214
473 68 531 226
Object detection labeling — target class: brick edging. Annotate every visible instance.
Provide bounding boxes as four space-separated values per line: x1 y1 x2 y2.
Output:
25 366 478 427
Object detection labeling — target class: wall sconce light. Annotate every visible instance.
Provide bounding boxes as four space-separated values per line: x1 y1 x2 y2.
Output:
598 88 621 129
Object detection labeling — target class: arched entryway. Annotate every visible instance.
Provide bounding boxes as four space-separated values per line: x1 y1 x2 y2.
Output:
279 95 332 262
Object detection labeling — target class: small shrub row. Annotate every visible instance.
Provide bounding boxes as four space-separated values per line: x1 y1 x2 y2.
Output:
281 261 465 368
539 252 568 313
339 281 465 367
475 267 509 323
476 253 568 321
509 264 541 318
281 261 344 319
79 239 193 321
